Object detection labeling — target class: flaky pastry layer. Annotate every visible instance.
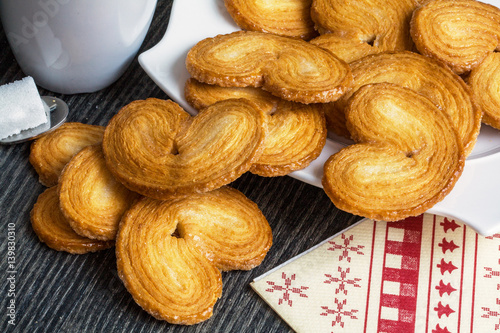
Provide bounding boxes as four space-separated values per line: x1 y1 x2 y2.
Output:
468 52 500 129
116 186 272 324
323 83 465 221
329 51 481 157
185 79 326 176
411 0 500 75
30 187 113 254
224 0 316 40
58 145 140 241
310 0 419 63
186 31 352 104
29 122 105 186
103 98 266 199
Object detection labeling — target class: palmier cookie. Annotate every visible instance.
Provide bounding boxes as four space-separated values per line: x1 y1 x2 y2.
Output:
31 187 114 254
310 0 419 63
329 51 481 157
185 79 327 176
323 83 465 221
103 98 266 200
116 186 272 324
58 145 140 241
29 122 105 186
468 52 500 129
186 31 352 104
224 0 317 40
411 0 500 75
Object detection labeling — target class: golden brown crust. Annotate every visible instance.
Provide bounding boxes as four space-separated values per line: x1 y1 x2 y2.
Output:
410 0 500 75
224 0 317 40
185 31 352 104
329 51 481 156
29 122 105 187
185 78 278 113
468 52 500 129
116 186 272 324
58 145 140 241
322 83 465 221
249 101 326 177
310 33 383 64
30 187 114 254
184 79 327 176
310 0 419 62
103 98 266 200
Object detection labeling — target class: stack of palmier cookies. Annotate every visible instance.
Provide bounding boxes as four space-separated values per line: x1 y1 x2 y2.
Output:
29 98 274 324
26 0 500 326
184 0 499 222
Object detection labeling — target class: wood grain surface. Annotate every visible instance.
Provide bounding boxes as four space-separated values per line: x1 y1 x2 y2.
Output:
0 1 361 332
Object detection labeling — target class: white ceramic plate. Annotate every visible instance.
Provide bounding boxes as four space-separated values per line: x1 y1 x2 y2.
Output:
139 0 500 236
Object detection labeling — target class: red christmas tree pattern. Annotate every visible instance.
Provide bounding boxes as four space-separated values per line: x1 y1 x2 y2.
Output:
438 238 459 254
437 258 458 275
327 234 365 263
432 324 452 333
440 217 461 233
324 267 362 295
434 301 455 318
265 272 309 307
320 298 359 328
435 280 457 297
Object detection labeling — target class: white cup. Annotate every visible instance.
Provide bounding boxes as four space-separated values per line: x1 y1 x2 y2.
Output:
0 0 157 94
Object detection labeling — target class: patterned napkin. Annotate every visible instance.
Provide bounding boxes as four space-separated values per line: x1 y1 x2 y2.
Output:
251 214 500 332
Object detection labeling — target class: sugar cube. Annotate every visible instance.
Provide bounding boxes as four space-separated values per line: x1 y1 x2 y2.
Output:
0 77 48 140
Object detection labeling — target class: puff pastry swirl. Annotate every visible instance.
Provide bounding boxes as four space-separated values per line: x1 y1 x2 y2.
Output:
310 0 419 63
186 31 352 104
468 52 500 129
329 51 481 156
103 98 266 199
323 83 465 221
224 0 317 40
411 0 500 74
30 187 114 254
58 145 140 241
116 186 272 324
184 79 326 176
29 122 105 187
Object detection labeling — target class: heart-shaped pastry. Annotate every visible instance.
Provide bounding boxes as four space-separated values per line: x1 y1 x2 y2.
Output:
468 52 500 129
310 0 419 63
116 186 272 324
186 30 352 104
328 51 481 156
30 186 114 254
103 98 266 199
184 78 326 176
58 145 140 241
29 122 105 187
224 0 317 40
411 0 500 75
323 83 465 221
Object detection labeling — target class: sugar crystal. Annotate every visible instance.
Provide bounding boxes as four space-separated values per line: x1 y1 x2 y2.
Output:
0 77 48 139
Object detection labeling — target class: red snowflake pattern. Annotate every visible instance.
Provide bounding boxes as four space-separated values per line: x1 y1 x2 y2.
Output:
484 267 500 279
481 298 500 331
327 234 365 263
320 298 359 328
265 272 309 307
324 267 361 295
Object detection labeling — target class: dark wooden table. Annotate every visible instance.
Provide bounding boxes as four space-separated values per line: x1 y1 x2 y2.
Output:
0 1 361 332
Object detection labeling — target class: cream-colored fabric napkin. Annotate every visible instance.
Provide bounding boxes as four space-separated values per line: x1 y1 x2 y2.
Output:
251 214 500 332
